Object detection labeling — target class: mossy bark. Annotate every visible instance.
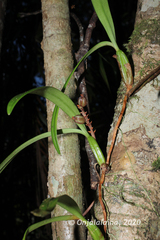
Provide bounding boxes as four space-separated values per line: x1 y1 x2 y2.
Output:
41 0 85 239
95 1 160 239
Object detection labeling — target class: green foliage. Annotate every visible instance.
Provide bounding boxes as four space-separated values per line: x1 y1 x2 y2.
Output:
7 86 87 133
22 215 77 240
87 136 105 165
152 157 160 171
91 0 118 50
91 0 132 86
0 129 84 173
51 41 114 154
23 195 104 240
116 49 133 85
1 0 135 239
0 132 50 173
5 86 106 167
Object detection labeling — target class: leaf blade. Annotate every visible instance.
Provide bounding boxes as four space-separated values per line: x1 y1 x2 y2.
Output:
87 136 105 165
0 128 86 173
91 0 119 50
22 214 104 240
22 215 78 240
7 86 88 135
63 41 114 89
0 132 50 173
51 41 114 154
29 195 105 240
51 105 61 154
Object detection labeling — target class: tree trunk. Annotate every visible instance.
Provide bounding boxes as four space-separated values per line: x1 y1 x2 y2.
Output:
95 0 160 239
41 0 85 239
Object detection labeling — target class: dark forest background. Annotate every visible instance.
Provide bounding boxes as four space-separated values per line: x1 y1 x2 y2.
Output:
0 0 137 239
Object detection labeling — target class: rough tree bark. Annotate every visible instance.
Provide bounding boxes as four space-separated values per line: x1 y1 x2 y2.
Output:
95 0 160 239
41 0 85 239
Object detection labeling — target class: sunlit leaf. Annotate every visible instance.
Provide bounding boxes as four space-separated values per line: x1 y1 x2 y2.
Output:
56 195 104 239
87 136 105 165
0 132 50 173
6 81 106 169
63 41 114 89
32 195 83 219
0 129 85 173
22 215 78 240
57 195 82 218
91 0 119 51
52 41 114 153
25 195 105 240
51 105 60 154
30 209 50 217
116 49 133 85
31 197 59 217
7 86 88 136
22 214 104 240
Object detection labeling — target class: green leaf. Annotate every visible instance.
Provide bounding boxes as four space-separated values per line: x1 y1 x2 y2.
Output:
40 197 59 211
51 41 114 153
32 195 83 219
91 0 119 51
30 209 51 217
116 49 133 85
22 215 78 240
23 214 104 240
86 223 104 240
0 132 50 173
28 195 104 240
51 105 60 154
57 195 82 219
31 197 59 217
63 41 114 89
0 129 86 173
7 42 113 156
87 136 105 165
1 128 105 173
7 86 89 136
56 195 104 240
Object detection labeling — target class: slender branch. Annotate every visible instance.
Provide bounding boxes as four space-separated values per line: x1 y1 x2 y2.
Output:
84 11 98 50
74 11 98 113
106 95 128 165
82 200 95 216
19 10 42 17
70 13 84 48
85 139 100 190
74 11 98 63
106 64 160 166
127 64 160 97
72 11 99 190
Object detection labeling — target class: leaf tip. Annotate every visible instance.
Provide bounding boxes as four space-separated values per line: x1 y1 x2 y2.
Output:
7 106 11 115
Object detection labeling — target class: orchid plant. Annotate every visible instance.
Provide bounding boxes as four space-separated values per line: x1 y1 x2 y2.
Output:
0 0 133 239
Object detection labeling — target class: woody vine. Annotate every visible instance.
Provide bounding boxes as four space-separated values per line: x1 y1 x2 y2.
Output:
1 0 160 239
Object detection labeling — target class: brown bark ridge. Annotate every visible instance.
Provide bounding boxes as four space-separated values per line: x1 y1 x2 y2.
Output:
95 0 160 239
41 0 85 239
